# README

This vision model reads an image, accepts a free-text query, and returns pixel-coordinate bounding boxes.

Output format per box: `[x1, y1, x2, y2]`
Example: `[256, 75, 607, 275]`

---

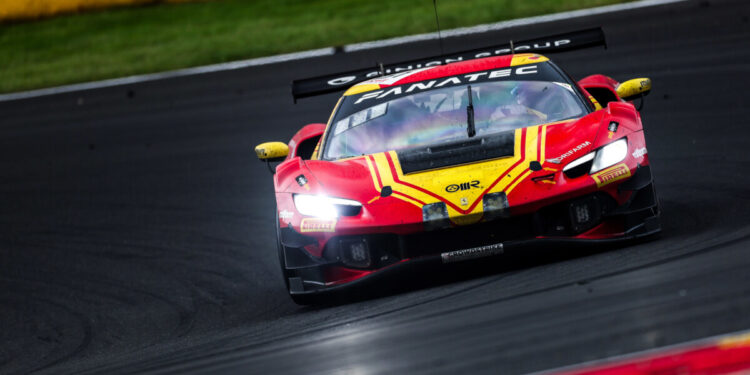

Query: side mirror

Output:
[255, 142, 289, 162]
[616, 78, 652, 101]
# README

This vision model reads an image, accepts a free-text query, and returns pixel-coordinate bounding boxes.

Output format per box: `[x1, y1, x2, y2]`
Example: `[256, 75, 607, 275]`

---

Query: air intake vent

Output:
[396, 131, 514, 174]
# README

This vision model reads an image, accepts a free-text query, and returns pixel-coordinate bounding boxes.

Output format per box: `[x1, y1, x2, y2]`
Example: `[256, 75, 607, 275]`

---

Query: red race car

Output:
[255, 28, 660, 304]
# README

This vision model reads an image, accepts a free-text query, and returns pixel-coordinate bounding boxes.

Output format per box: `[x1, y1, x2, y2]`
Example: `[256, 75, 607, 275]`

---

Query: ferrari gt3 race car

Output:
[255, 28, 660, 304]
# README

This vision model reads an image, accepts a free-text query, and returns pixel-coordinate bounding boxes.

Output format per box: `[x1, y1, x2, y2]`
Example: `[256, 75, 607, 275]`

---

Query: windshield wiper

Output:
[466, 85, 476, 138]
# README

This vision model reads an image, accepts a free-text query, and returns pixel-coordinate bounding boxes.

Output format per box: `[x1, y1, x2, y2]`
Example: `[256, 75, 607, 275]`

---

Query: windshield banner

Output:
[292, 27, 605, 101]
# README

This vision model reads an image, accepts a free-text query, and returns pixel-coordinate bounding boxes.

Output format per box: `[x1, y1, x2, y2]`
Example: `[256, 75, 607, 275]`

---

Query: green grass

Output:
[0, 0, 635, 93]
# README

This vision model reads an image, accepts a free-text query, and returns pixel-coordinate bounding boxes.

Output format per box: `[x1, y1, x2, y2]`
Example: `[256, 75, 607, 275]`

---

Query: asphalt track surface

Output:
[1, 0, 749, 373]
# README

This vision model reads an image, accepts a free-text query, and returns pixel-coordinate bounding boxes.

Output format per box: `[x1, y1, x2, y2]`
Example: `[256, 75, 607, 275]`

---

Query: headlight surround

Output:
[562, 152, 595, 178]
[293, 194, 362, 219]
[562, 138, 629, 178]
[590, 138, 628, 173]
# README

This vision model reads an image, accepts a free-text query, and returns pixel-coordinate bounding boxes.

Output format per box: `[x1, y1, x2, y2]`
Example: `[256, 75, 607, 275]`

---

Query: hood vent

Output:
[396, 131, 514, 174]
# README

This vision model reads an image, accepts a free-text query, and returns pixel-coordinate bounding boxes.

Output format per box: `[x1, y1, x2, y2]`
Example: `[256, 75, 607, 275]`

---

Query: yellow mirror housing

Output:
[255, 142, 289, 161]
[616, 78, 652, 101]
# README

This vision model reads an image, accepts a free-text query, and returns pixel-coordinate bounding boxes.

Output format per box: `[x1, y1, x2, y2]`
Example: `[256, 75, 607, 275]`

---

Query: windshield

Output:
[323, 76, 588, 160]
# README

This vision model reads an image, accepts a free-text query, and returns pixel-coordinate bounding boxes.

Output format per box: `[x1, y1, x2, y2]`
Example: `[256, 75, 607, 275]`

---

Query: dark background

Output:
[1, 0, 749, 373]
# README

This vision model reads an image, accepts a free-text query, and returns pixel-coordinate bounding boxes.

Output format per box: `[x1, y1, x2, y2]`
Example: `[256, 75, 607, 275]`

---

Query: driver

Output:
[489, 82, 548, 123]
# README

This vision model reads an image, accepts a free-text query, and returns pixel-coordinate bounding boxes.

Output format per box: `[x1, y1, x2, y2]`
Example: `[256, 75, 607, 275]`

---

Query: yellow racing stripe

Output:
[360, 123, 554, 223]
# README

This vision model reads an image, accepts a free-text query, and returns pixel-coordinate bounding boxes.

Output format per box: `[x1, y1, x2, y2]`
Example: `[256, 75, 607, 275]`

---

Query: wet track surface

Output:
[1, 0, 750, 373]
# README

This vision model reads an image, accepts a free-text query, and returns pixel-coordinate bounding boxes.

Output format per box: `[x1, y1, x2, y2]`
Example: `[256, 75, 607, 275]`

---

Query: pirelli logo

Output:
[300, 218, 337, 233]
[592, 163, 631, 188]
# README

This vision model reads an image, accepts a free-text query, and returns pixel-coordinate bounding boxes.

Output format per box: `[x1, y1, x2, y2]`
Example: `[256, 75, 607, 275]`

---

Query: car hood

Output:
[300, 111, 606, 216]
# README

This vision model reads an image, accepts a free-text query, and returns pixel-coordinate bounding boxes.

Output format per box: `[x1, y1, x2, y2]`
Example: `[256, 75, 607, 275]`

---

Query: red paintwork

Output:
[370, 55, 517, 88]
[578, 74, 620, 94]
[286, 123, 325, 159]
[578, 73, 621, 102]
[355, 54, 554, 91]
[271, 54, 653, 286]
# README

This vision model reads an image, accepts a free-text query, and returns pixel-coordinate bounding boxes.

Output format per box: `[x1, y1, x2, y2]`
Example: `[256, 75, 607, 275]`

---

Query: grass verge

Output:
[0, 0, 635, 94]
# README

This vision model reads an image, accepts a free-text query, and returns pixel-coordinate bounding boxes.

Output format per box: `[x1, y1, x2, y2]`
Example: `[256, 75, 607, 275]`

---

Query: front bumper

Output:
[280, 165, 660, 296]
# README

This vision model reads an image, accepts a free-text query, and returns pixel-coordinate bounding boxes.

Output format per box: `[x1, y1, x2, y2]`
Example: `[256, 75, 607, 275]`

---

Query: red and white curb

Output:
[532, 330, 750, 375]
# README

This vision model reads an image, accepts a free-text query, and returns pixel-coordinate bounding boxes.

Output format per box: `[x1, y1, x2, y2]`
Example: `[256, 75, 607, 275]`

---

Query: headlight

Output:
[590, 138, 628, 173]
[293, 194, 361, 219]
[562, 138, 628, 178]
[562, 152, 595, 178]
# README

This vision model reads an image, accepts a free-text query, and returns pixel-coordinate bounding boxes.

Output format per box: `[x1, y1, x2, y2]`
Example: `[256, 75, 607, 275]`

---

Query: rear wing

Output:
[292, 27, 606, 102]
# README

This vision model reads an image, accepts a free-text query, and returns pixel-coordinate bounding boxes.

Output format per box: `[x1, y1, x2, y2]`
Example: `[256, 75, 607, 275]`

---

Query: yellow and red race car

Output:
[256, 28, 660, 304]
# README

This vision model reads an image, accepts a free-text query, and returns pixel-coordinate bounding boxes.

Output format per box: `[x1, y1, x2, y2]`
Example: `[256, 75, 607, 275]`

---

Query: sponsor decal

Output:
[546, 141, 591, 164]
[354, 65, 539, 105]
[592, 163, 631, 188]
[300, 218, 336, 233]
[446, 180, 480, 193]
[293, 28, 606, 100]
[325, 39, 572, 89]
[441, 243, 504, 263]
[460, 197, 469, 206]
[327, 76, 356, 86]
[358, 67, 434, 86]
[279, 210, 294, 220]
[632, 147, 647, 159]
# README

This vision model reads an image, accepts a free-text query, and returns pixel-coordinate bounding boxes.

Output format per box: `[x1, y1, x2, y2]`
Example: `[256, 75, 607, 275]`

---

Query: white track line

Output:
[0, 47, 335, 102]
[345, 0, 687, 52]
[0, 0, 686, 103]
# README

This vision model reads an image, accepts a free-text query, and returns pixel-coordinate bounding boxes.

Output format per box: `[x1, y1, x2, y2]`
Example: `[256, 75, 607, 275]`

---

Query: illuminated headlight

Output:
[563, 138, 628, 178]
[422, 202, 450, 231]
[590, 138, 628, 173]
[293, 194, 361, 219]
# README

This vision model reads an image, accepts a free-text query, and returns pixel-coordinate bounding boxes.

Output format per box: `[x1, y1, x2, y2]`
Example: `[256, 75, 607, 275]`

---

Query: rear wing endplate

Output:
[292, 27, 606, 102]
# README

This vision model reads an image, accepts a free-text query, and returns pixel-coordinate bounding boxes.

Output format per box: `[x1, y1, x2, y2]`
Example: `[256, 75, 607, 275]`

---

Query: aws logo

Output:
[446, 180, 480, 193]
